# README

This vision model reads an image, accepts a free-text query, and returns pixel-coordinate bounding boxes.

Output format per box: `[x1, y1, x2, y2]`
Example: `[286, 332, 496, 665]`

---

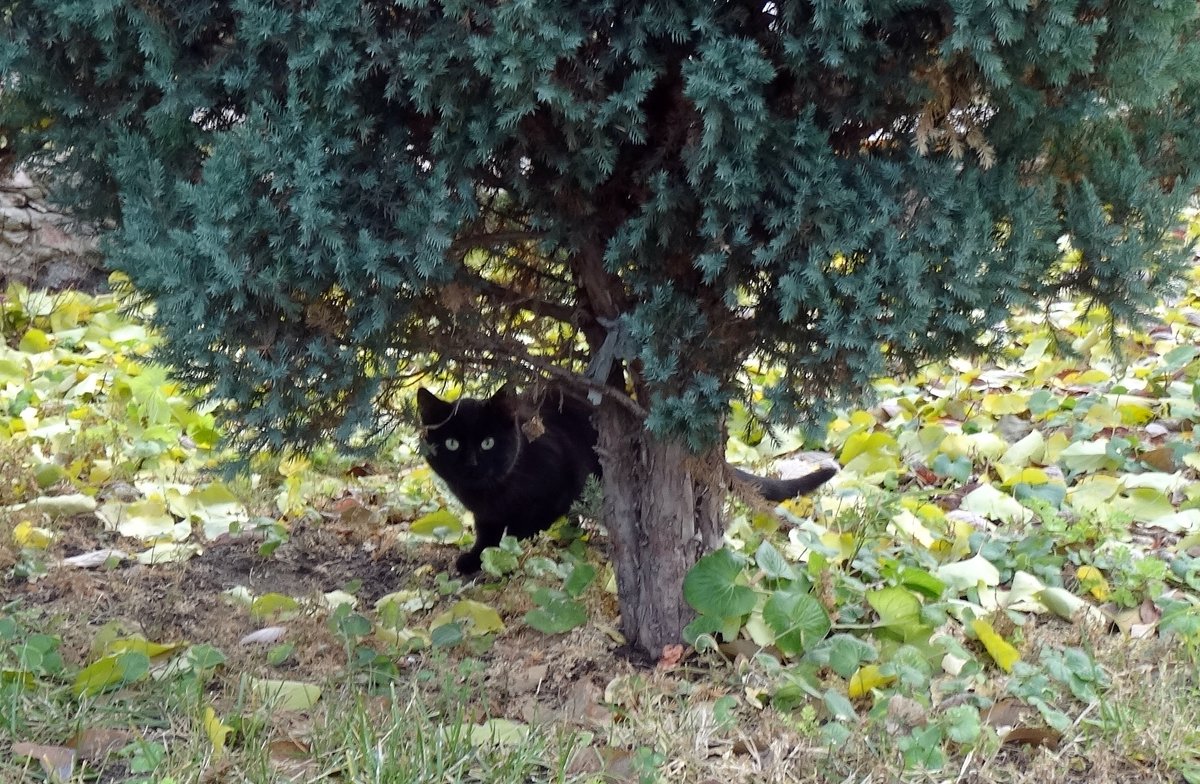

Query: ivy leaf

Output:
[524, 598, 587, 635]
[824, 634, 877, 679]
[481, 547, 518, 576]
[409, 509, 464, 542]
[755, 540, 797, 581]
[867, 586, 926, 642]
[430, 600, 504, 637]
[761, 588, 831, 656]
[564, 562, 597, 598]
[683, 549, 756, 619]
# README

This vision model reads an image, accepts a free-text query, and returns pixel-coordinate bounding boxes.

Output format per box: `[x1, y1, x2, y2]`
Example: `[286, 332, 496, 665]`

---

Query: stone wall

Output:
[1, 169, 106, 291]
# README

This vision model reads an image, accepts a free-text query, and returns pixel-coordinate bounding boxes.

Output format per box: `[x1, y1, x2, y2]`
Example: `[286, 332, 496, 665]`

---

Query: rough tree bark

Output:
[596, 399, 727, 656]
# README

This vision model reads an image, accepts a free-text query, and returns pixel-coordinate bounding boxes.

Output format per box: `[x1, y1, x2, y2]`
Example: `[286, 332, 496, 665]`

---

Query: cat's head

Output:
[416, 385, 522, 487]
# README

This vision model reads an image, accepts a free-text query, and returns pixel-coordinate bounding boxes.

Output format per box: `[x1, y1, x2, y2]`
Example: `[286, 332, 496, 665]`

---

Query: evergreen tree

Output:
[4, 1, 1200, 654]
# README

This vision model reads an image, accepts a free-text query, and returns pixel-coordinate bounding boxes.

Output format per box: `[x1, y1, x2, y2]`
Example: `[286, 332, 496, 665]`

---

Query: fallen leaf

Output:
[62, 548, 128, 568]
[1001, 727, 1062, 749]
[203, 706, 233, 759]
[11, 742, 75, 783]
[250, 679, 322, 711]
[971, 619, 1020, 673]
[565, 745, 637, 782]
[657, 644, 684, 670]
[240, 627, 288, 646]
[69, 727, 135, 760]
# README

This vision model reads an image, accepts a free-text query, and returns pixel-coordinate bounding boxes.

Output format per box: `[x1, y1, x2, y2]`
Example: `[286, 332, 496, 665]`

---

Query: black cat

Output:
[416, 385, 836, 574]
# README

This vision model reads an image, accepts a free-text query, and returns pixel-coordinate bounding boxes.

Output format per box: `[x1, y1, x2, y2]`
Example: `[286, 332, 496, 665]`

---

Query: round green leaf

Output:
[409, 509, 463, 542]
[755, 541, 797, 581]
[564, 562, 597, 598]
[481, 547, 518, 576]
[683, 549, 756, 619]
[524, 598, 587, 635]
[762, 589, 831, 656]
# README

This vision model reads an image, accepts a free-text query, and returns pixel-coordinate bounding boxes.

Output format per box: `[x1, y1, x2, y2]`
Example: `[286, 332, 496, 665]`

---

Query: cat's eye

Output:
[444, 438, 460, 451]
[480, 437, 496, 451]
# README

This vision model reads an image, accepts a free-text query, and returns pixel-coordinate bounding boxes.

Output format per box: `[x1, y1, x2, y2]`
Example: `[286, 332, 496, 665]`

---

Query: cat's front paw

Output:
[455, 549, 483, 575]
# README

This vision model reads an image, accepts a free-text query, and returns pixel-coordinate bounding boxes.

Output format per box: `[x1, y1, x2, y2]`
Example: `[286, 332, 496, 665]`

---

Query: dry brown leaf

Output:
[562, 678, 612, 727]
[69, 727, 135, 760]
[1001, 727, 1062, 749]
[565, 745, 637, 782]
[506, 663, 549, 695]
[521, 415, 545, 441]
[1141, 446, 1177, 472]
[984, 697, 1028, 729]
[657, 643, 684, 670]
[12, 742, 76, 783]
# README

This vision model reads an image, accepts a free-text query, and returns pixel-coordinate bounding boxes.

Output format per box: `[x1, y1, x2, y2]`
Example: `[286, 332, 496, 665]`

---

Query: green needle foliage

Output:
[4, 2, 1199, 446]
[5, 1, 1200, 652]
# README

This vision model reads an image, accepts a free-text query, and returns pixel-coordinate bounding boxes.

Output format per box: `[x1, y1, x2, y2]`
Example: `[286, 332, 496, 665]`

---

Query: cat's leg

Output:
[455, 515, 506, 574]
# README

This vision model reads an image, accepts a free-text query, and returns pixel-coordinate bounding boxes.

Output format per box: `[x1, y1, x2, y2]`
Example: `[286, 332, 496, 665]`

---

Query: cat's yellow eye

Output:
[481, 437, 495, 450]
[445, 438, 460, 451]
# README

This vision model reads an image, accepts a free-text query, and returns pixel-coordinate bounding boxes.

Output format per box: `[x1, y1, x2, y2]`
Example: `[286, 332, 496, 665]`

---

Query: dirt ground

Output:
[3, 508, 1192, 784]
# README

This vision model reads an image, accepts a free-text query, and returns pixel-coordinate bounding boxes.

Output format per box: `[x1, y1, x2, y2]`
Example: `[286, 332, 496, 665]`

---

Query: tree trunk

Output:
[596, 400, 726, 657]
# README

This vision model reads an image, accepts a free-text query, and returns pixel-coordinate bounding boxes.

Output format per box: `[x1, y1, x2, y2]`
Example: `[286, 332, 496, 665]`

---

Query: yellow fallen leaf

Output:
[102, 637, 186, 659]
[203, 706, 233, 759]
[1075, 565, 1110, 601]
[971, 619, 1020, 673]
[14, 520, 54, 549]
[429, 599, 505, 636]
[250, 679, 322, 711]
[848, 665, 896, 699]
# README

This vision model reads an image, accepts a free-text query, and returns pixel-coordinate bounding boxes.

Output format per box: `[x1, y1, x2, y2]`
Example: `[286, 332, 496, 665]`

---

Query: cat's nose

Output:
[466, 452, 477, 466]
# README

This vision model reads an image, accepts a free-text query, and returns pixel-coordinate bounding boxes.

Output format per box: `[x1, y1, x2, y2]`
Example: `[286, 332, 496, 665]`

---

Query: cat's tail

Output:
[732, 465, 837, 502]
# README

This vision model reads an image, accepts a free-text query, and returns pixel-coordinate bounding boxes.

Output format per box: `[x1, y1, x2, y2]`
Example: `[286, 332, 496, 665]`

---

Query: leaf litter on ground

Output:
[3, 257, 1200, 781]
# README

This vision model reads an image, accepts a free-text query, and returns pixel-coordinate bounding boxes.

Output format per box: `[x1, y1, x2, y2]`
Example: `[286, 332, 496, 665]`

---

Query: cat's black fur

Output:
[417, 385, 836, 574]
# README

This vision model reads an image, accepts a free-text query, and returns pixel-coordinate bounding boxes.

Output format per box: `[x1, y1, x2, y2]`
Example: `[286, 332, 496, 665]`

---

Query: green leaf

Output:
[822, 688, 857, 721]
[761, 589, 831, 656]
[755, 540, 797, 581]
[524, 598, 587, 635]
[267, 643, 296, 666]
[867, 586, 921, 630]
[187, 644, 227, 671]
[430, 621, 464, 648]
[73, 651, 150, 696]
[481, 547, 519, 576]
[249, 678, 322, 711]
[469, 719, 530, 748]
[898, 568, 945, 600]
[824, 634, 877, 679]
[409, 509, 463, 542]
[564, 562, 597, 598]
[251, 593, 300, 619]
[683, 549, 756, 619]
[682, 614, 724, 646]
[429, 600, 505, 636]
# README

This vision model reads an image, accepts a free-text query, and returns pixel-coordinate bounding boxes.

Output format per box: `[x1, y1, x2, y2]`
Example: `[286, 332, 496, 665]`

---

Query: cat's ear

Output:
[416, 387, 449, 426]
[488, 383, 515, 414]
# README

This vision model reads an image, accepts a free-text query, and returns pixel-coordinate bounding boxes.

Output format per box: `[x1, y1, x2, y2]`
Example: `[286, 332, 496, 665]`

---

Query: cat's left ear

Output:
[416, 387, 450, 426]
[488, 383, 514, 413]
